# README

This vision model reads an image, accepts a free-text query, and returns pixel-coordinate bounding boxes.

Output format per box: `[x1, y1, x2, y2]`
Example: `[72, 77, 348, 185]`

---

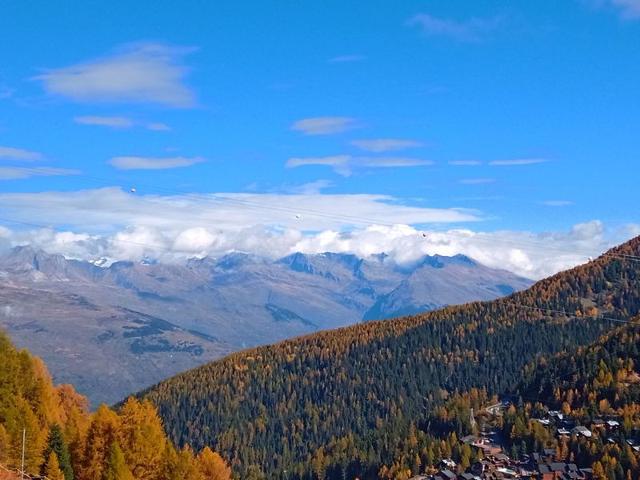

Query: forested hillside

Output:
[493, 320, 640, 480]
[0, 330, 231, 480]
[141, 237, 640, 478]
[517, 318, 640, 414]
[375, 317, 640, 479]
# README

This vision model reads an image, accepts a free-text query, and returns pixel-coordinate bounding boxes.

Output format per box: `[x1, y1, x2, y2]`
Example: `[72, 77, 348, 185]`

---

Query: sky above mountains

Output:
[0, 1, 639, 279]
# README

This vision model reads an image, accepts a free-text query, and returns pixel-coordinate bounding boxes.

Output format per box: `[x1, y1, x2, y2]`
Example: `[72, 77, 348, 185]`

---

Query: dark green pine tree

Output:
[43, 424, 74, 480]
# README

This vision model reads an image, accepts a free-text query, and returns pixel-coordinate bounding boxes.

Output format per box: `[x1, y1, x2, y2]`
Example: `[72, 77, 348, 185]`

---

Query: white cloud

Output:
[328, 54, 366, 63]
[75, 115, 171, 131]
[407, 13, 502, 42]
[0, 146, 43, 161]
[295, 220, 625, 279]
[35, 43, 196, 107]
[459, 178, 496, 185]
[351, 138, 423, 152]
[622, 223, 640, 237]
[0, 166, 79, 180]
[0, 187, 479, 265]
[357, 157, 433, 168]
[287, 155, 433, 176]
[449, 160, 482, 166]
[287, 155, 348, 168]
[1, 187, 635, 280]
[286, 155, 351, 175]
[291, 117, 357, 135]
[0, 187, 478, 234]
[172, 227, 217, 253]
[450, 159, 547, 167]
[75, 116, 134, 128]
[109, 156, 203, 170]
[489, 158, 548, 166]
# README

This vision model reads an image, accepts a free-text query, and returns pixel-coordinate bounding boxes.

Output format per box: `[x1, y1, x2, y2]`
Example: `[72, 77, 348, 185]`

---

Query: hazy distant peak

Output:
[277, 252, 365, 281]
[5, 244, 40, 260]
[214, 251, 266, 270]
[418, 253, 478, 269]
[4, 245, 64, 270]
[451, 253, 476, 265]
[0, 241, 534, 404]
[277, 252, 323, 274]
[109, 260, 136, 270]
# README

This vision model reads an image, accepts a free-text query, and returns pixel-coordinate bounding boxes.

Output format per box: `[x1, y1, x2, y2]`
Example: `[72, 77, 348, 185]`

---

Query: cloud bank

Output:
[0, 188, 635, 280]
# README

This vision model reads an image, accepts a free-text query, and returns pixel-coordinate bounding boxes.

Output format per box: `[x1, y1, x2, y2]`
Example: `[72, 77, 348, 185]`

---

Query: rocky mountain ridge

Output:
[0, 245, 531, 404]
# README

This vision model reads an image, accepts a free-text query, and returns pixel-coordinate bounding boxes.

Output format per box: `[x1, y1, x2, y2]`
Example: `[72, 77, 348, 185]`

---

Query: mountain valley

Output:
[0, 246, 530, 405]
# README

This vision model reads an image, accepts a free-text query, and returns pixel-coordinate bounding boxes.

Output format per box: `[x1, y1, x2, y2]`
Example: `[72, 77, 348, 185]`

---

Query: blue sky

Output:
[0, 1, 639, 278]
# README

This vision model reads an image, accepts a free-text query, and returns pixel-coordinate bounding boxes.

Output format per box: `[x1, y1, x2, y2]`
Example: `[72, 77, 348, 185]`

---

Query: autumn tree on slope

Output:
[44, 452, 65, 480]
[102, 442, 134, 480]
[198, 446, 232, 480]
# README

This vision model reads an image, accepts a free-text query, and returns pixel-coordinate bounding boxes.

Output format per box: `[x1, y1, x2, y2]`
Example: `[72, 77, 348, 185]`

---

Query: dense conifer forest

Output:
[495, 320, 640, 480]
[517, 319, 640, 411]
[378, 319, 640, 479]
[140, 237, 640, 478]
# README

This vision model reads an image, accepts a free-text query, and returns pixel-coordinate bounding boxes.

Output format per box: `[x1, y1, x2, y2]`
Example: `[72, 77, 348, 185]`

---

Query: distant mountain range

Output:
[0, 245, 530, 405]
